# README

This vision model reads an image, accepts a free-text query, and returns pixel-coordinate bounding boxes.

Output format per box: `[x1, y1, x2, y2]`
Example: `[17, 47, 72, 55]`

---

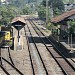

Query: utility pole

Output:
[46, 0, 48, 25]
[50, 3, 53, 18]
[67, 21, 70, 49]
[71, 34, 72, 49]
[0, 48, 1, 64]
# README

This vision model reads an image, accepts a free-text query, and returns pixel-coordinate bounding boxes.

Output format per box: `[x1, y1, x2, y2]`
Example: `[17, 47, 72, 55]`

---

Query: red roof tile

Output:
[11, 17, 26, 24]
[51, 9, 75, 23]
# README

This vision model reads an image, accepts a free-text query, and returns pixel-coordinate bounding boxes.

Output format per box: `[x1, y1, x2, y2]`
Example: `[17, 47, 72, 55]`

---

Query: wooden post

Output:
[71, 34, 72, 49]
[18, 30, 19, 43]
[46, 0, 48, 25]
[0, 48, 1, 65]
[68, 34, 69, 49]
[67, 21, 70, 49]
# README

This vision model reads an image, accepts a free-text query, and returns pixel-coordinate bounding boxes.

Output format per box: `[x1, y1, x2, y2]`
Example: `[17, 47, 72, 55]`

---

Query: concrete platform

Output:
[60, 42, 75, 53]
[14, 35, 24, 51]
[51, 34, 75, 52]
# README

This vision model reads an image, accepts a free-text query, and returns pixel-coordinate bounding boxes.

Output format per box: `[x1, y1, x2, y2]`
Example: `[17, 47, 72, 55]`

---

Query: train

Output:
[0, 26, 13, 47]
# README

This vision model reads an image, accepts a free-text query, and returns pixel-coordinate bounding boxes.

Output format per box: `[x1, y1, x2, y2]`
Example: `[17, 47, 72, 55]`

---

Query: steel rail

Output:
[8, 47, 15, 65]
[2, 57, 24, 75]
[24, 26, 35, 75]
[27, 24, 49, 75]
[29, 20, 75, 75]
[71, 59, 75, 63]
[0, 64, 10, 75]
[31, 20, 75, 70]
[29, 20, 68, 75]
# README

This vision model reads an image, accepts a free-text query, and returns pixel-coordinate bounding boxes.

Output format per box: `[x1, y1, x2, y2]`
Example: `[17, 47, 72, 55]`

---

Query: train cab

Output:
[0, 26, 13, 47]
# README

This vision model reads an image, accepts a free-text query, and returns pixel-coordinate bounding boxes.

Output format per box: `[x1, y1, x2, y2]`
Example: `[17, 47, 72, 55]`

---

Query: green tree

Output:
[67, 20, 75, 34]
[0, 5, 20, 25]
[41, 0, 46, 6]
[38, 6, 46, 19]
[23, 6, 30, 15]
[49, 0, 64, 15]
[41, 0, 64, 16]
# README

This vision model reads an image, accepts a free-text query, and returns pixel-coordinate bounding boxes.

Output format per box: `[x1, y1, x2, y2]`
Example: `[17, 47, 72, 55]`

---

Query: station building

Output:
[50, 8, 75, 42]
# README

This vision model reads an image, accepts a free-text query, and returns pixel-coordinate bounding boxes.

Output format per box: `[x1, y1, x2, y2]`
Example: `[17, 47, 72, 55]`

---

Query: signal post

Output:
[11, 17, 26, 50]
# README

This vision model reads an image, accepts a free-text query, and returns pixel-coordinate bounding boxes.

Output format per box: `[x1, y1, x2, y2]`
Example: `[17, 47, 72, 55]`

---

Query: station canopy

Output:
[50, 9, 75, 24]
[11, 17, 26, 30]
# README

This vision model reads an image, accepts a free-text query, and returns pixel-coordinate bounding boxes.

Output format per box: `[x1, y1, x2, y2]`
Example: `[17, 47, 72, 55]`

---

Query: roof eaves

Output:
[50, 9, 75, 23]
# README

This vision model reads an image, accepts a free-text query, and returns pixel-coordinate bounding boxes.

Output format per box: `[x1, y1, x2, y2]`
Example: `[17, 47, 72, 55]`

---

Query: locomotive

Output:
[0, 26, 13, 47]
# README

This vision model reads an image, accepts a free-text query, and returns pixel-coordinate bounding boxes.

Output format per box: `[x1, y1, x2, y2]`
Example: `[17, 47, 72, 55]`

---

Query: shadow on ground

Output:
[28, 36, 75, 58]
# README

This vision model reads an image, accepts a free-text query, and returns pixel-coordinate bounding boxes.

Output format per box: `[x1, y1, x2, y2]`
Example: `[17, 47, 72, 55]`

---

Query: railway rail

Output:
[28, 19, 75, 75]
[26, 20, 63, 75]
[0, 64, 10, 75]
[8, 47, 15, 65]
[24, 24, 48, 75]
[24, 26, 35, 75]
[0, 48, 24, 75]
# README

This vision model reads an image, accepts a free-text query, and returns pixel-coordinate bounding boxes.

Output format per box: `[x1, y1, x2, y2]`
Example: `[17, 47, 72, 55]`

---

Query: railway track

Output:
[48, 31, 75, 66]
[0, 63, 10, 75]
[71, 59, 75, 63]
[0, 48, 24, 75]
[24, 26, 35, 75]
[28, 19, 75, 75]
[26, 20, 63, 75]
[8, 47, 15, 65]
[46, 30, 75, 64]
[0, 25, 33, 75]
[24, 24, 48, 75]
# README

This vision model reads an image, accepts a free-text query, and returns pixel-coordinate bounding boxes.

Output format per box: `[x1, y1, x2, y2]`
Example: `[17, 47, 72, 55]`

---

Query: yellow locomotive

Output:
[0, 26, 13, 47]
[4, 31, 11, 41]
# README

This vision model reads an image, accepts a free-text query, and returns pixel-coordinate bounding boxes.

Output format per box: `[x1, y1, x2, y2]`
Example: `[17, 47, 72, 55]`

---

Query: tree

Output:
[38, 6, 46, 19]
[67, 20, 75, 34]
[0, 5, 20, 25]
[41, 0, 46, 6]
[23, 6, 30, 15]
[41, 0, 64, 16]
[49, 0, 64, 15]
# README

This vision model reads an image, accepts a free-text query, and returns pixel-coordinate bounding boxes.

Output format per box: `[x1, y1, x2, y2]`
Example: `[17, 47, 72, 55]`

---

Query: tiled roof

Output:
[50, 9, 75, 23]
[11, 17, 26, 24]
